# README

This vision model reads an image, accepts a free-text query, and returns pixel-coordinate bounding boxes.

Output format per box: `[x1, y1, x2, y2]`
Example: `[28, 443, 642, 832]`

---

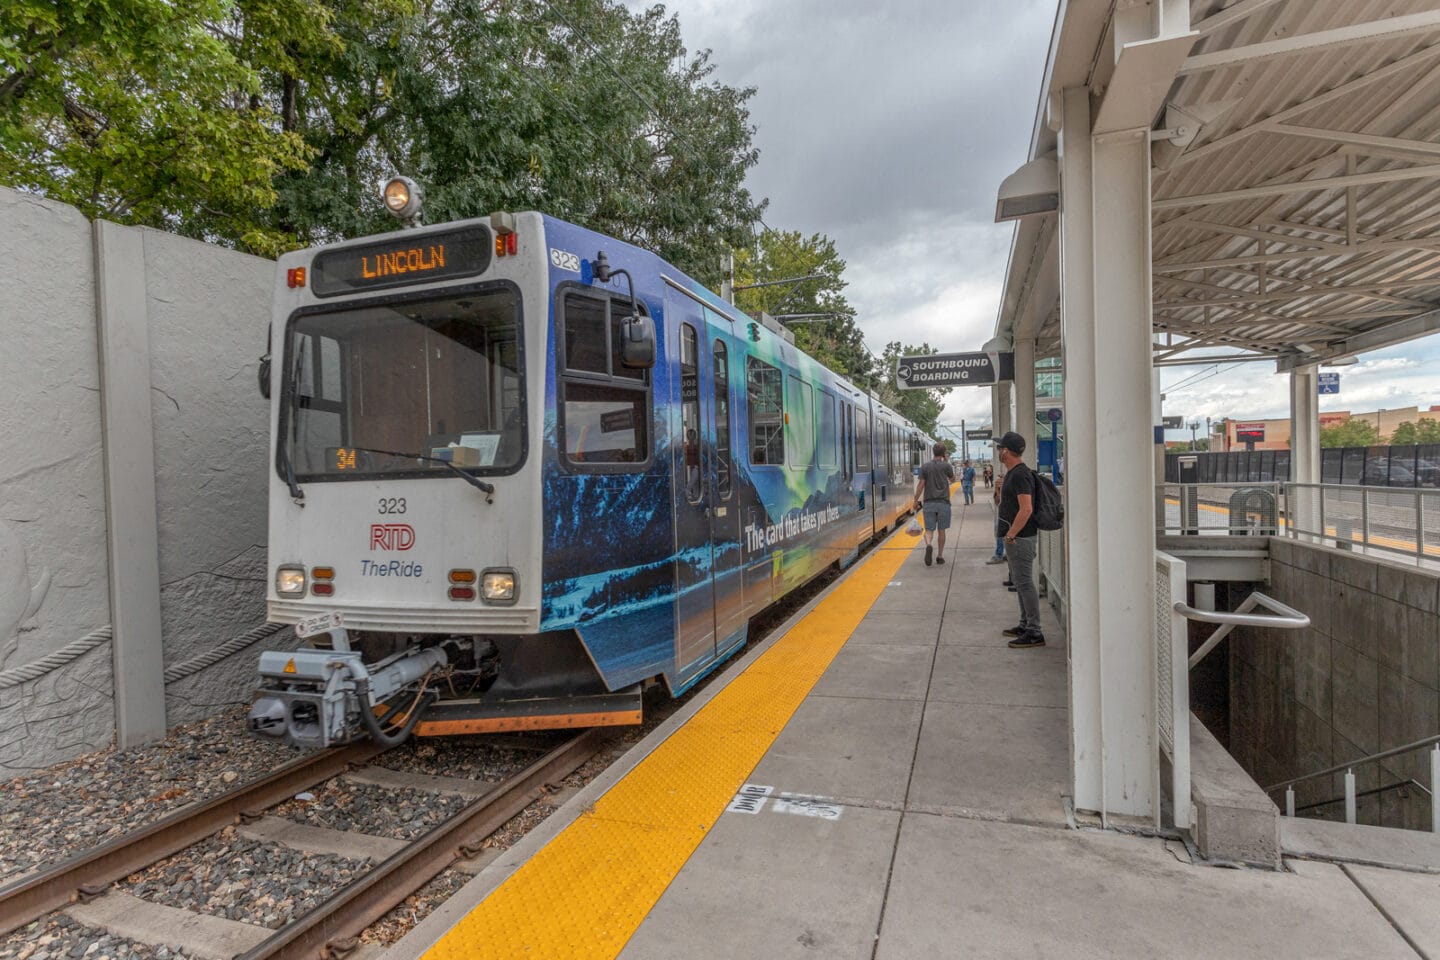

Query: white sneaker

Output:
[984, 555, 1006, 565]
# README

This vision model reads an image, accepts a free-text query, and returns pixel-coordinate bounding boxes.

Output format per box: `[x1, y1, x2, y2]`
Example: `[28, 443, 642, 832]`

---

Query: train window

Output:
[563, 297, 608, 374]
[714, 340, 732, 499]
[562, 383, 647, 464]
[279, 286, 526, 482]
[856, 406, 871, 471]
[747, 356, 784, 465]
[559, 291, 651, 471]
[680, 325, 702, 503]
[785, 375, 813, 469]
[817, 389, 837, 470]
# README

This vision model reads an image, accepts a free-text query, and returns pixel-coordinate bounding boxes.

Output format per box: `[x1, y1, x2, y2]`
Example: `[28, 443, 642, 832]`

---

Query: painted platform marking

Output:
[726, 783, 773, 814]
[418, 527, 919, 960]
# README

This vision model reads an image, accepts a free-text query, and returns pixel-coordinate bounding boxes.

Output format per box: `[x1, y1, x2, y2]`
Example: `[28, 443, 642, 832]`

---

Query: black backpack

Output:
[1031, 468, 1065, 531]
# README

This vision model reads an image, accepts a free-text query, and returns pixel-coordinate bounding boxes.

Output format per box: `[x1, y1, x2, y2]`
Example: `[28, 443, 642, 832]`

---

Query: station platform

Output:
[387, 495, 1439, 960]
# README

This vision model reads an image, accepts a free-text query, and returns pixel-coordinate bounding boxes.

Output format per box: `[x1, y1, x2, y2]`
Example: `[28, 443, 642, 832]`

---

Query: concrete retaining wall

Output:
[0, 187, 278, 776]
[1230, 537, 1440, 830]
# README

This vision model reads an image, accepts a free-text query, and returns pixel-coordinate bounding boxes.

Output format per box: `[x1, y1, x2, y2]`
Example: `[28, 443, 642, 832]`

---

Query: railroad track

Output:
[1, 730, 606, 958]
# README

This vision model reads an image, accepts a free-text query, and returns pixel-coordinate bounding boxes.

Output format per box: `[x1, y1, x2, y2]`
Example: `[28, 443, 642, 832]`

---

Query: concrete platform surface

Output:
[1284, 815, 1440, 872]
[386, 497, 1438, 960]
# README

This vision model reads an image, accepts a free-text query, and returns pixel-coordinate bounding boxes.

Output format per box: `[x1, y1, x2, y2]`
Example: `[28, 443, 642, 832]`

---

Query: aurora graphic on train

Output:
[249, 177, 934, 749]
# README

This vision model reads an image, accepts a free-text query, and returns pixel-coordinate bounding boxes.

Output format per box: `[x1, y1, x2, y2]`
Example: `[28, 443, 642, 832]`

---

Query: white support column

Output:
[94, 220, 168, 747]
[1014, 338, 1037, 468]
[1059, 86, 1158, 822]
[1289, 363, 1321, 536]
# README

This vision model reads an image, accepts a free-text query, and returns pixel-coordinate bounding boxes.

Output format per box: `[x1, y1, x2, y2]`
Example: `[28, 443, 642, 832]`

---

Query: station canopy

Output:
[997, 0, 1440, 371]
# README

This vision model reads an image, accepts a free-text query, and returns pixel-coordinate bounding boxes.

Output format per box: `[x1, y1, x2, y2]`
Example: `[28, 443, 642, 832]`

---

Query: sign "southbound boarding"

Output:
[896, 351, 1014, 389]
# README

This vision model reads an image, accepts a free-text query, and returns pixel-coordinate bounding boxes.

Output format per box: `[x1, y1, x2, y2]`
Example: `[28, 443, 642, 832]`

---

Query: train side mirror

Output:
[619, 314, 655, 369]
[257, 353, 272, 399]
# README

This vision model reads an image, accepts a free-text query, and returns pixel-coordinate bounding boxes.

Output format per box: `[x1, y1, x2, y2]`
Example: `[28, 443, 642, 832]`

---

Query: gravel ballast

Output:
[0, 707, 307, 884]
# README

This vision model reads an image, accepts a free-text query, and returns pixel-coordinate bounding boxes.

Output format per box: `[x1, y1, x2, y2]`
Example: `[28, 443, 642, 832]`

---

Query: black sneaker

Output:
[1008, 634, 1046, 649]
[1002, 580, 1013, 586]
[924, 544, 933, 566]
[1002, 625, 1027, 638]
[935, 556, 945, 564]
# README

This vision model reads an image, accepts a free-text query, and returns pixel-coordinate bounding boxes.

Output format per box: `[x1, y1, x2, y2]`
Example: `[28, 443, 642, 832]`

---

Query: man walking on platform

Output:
[960, 460, 976, 505]
[995, 432, 1044, 647]
[913, 443, 955, 567]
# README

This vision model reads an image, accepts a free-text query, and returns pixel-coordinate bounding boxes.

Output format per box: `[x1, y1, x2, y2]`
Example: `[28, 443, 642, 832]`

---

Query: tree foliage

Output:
[0, 0, 337, 253]
[1389, 419, 1440, 445]
[2, 0, 767, 274]
[875, 341, 949, 438]
[1320, 418, 1380, 448]
[733, 229, 872, 385]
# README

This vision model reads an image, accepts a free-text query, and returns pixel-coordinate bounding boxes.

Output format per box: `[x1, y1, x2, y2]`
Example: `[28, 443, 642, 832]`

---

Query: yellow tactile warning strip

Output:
[420, 529, 920, 960]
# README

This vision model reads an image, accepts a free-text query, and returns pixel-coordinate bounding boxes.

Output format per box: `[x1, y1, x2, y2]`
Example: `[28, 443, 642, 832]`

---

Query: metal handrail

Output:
[1293, 778, 1431, 816]
[1173, 593, 1310, 670]
[1263, 733, 1440, 794]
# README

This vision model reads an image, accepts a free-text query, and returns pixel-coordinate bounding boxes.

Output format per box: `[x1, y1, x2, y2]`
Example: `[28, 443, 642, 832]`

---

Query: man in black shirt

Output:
[996, 431, 1044, 648]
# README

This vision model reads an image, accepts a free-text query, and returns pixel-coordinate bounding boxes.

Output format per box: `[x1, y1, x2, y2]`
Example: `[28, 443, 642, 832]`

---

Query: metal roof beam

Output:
[1179, 11, 1440, 76]
[1154, 352, 1277, 366]
[1154, 163, 1440, 211]
[1157, 218, 1350, 253]
[1156, 282, 1438, 310]
[1276, 308, 1440, 371]
[1155, 237, 1440, 272]
[1170, 43, 1440, 168]
[1273, 124, 1440, 159]
[1193, 0, 1286, 37]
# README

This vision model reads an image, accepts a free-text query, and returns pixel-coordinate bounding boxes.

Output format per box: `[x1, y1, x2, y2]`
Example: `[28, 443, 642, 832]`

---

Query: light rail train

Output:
[248, 180, 934, 749]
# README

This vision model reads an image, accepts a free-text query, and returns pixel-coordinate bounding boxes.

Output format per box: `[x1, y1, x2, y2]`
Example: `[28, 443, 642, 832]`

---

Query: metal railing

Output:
[1285, 482, 1440, 563]
[1157, 482, 1440, 567]
[1174, 593, 1310, 670]
[1264, 734, 1440, 832]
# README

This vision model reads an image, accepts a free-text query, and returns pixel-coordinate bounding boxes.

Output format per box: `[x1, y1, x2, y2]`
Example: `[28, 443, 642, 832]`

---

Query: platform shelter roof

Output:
[996, 0, 1440, 370]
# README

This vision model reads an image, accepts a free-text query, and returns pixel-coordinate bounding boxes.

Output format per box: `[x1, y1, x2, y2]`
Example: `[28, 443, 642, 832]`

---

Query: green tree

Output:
[1389, 419, 1440, 444]
[874, 341, 949, 437]
[258, 0, 765, 281]
[0, 0, 341, 253]
[1320, 418, 1380, 448]
[733, 229, 871, 384]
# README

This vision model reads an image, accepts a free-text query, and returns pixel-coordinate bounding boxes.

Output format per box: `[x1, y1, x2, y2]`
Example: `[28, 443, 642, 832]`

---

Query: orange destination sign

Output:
[310, 226, 492, 296]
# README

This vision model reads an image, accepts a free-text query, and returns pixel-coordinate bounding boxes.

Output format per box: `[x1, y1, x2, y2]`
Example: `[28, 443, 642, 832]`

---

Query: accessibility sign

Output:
[1318, 372, 1340, 395]
[896, 351, 1015, 389]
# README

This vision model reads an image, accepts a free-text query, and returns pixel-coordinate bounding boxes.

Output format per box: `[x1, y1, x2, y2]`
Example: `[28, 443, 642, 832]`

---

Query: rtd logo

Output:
[370, 524, 416, 551]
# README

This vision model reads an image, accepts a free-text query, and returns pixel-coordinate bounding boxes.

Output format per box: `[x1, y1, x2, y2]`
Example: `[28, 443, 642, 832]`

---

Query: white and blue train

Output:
[249, 180, 934, 749]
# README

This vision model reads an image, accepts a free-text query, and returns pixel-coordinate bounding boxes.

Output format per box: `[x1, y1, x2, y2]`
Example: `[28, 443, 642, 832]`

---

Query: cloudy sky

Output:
[634, 0, 1440, 445]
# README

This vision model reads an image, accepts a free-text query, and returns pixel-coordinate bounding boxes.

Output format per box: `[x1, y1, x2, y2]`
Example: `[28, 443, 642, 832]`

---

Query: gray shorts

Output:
[923, 500, 952, 531]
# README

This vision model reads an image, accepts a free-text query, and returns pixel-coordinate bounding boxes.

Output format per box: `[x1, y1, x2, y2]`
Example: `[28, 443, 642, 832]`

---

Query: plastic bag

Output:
[905, 517, 923, 536]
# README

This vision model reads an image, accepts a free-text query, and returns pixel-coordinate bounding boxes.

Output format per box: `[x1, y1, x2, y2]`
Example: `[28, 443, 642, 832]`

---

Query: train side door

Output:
[705, 324, 745, 652]
[671, 310, 717, 676]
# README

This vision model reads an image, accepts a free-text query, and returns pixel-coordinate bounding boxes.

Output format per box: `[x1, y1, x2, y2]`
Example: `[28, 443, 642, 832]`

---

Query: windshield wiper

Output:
[281, 346, 306, 504]
[349, 446, 496, 503]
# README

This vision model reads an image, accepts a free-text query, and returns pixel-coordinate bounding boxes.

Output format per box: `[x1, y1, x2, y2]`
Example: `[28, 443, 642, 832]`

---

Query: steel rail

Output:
[238, 728, 608, 960]
[0, 740, 389, 937]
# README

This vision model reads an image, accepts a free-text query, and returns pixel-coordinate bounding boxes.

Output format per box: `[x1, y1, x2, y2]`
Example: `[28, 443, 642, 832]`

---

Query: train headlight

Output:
[275, 565, 307, 597]
[382, 176, 423, 224]
[481, 569, 516, 604]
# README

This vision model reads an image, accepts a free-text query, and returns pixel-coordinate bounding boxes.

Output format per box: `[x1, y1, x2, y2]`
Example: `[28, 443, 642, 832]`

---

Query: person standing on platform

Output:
[986, 467, 1006, 565]
[960, 460, 976, 505]
[913, 442, 955, 567]
[995, 432, 1044, 648]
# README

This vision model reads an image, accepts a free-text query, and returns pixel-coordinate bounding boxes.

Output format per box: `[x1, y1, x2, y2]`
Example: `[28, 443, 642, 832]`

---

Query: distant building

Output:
[1214, 406, 1440, 450]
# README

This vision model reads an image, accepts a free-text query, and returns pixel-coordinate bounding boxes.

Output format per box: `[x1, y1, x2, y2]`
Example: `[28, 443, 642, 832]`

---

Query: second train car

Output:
[249, 184, 935, 749]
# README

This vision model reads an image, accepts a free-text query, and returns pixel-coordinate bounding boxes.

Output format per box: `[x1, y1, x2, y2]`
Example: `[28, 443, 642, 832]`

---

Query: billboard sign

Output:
[1235, 422, 1266, 443]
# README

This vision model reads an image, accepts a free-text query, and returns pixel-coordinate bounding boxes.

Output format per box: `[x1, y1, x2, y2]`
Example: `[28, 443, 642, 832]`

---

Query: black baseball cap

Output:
[995, 431, 1026, 454]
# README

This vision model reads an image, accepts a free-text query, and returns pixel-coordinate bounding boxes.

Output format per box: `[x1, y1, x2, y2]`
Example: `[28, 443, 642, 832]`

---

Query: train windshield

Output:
[281, 287, 524, 480]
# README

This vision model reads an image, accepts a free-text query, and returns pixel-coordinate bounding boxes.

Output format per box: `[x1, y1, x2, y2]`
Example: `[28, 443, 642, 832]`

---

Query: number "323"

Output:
[377, 497, 406, 515]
